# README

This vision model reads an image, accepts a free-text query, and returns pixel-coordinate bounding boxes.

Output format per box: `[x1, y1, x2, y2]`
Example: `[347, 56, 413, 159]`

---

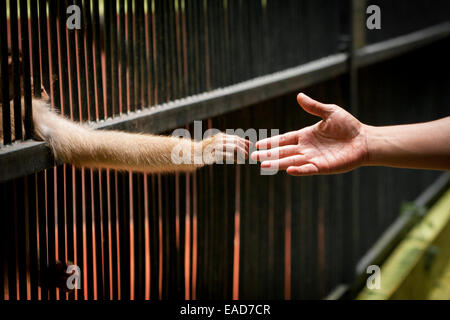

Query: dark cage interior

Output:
[0, 0, 449, 300]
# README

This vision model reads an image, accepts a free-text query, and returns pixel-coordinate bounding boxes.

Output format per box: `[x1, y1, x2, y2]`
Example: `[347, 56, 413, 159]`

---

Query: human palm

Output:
[251, 93, 368, 176]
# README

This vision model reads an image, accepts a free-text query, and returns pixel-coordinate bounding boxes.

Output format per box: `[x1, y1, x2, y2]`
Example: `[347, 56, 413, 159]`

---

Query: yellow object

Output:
[358, 189, 450, 300]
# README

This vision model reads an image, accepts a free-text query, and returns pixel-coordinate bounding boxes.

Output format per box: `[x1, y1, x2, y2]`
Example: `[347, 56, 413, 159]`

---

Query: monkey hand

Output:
[201, 133, 250, 165]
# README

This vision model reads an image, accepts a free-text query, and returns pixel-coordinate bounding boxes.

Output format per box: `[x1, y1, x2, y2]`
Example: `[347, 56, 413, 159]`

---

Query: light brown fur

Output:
[1, 98, 248, 173]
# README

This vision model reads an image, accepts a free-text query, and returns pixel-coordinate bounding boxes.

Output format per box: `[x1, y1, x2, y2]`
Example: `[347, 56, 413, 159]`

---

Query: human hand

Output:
[251, 93, 368, 176]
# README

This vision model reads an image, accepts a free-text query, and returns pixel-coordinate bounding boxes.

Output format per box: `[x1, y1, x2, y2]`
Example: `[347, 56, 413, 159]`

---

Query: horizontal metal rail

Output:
[1, 21, 450, 182]
[355, 22, 450, 68]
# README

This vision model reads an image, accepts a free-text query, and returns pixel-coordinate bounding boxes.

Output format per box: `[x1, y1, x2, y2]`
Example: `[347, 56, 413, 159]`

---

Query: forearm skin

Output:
[363, 117, 450, 171]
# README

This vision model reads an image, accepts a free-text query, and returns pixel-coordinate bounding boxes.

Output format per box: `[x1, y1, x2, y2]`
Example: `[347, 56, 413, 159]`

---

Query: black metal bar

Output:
[134, 0, 143, 109]
[75, 0, 89, 121]
[45, 168, 57, 300]
[30, 0, 41, 98]
[174, 0, 183, 99]
[48, 0, 60, 111]
[83, 0, 96, 122]
[110, 0, 120, 116]
[15, 177, 27, 299]
[91, 169, 104, 299]
[39, 0, 50, 93]
[36, 171, 48, 300]
[127, 0, 135, 111]
[83, 168, 94, 299]
[1, 0, 12, 145]
[55, 165, 66, 300]
[74, 168, 84, 300]
[56, 0, 71, 117]
[26, 174, 39, 299]
[103, 0, 112, 119]
[92, 0, 105, 120]
[10, 0, 22, 141]
[66, 0, 80, 121]
[119, 0, 127, 114]
[64, 165, 74, 299]
[19, 0, 33, 139]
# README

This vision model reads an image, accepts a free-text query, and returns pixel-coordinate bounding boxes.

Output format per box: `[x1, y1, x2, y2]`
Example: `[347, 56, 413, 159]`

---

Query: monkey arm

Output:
[32, 99, 249, 173]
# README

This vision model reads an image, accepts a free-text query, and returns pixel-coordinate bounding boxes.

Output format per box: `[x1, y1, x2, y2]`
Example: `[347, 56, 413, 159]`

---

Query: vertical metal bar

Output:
[185, 0, 193, 96]
[134, 0, 143, 109]
[155, 0, 166, 101]
[161, 0, 170, 101]
[66, 0, 79, 121]
[92, 0, 104, 120]
[83, 0, 95, 121]
[174, 0, 183, 99]
[345, 0, 366, 286]
[1, 0, 12, 145]
[10, 0, 23, 141]
[14, 178, 26, 300]
[19, 0, 33, 139]
[127, 0, 135, 111]
[119, 0, 127, 114]
[91, 169, 104, 299]
[36, 171, 48, 299]
[57, 0, 71, 117]
[146, 0, 155, 106]
[129, 173, 135, 300]
[191, 0, 200, 93]
[168, 0, 177, 99]
[180, 0, 188, 98]
[45, 168, 56, 300]
[110, 0, 120, 116]
[135, 173, 144, 299]
[73, 169, 82, 299]
[202, 0, 210, 91]
[73, 0, 87, 121]
[73, 1, 88, 120]
[39, 0, 50, 93]
[83, 168, 94, 299]
[48, 0, 60, 111]
[150, 174, 159, 299]
[30, 0, 41, 98]
[117, 171, 130, 299]
[3, 181, 16, 300]
[103, 0, 112, 119]
[26, 174, 39, 300]
[106, 169, 118, 299]
[38, 0, 51, 95]
[55, 166, 66, 300]
[105, 170, 115, 299]
[63, 165, 75, 300]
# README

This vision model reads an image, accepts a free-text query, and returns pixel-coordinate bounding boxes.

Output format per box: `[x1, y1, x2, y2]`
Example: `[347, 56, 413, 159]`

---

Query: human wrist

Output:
[362, 124, 388, 167]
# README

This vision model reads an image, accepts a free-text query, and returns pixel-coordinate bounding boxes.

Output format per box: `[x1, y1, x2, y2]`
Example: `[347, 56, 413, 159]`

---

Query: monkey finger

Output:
[221, 143, 248, 159]
[227, 138, 249, 153]
[222, 135, 251, 150]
